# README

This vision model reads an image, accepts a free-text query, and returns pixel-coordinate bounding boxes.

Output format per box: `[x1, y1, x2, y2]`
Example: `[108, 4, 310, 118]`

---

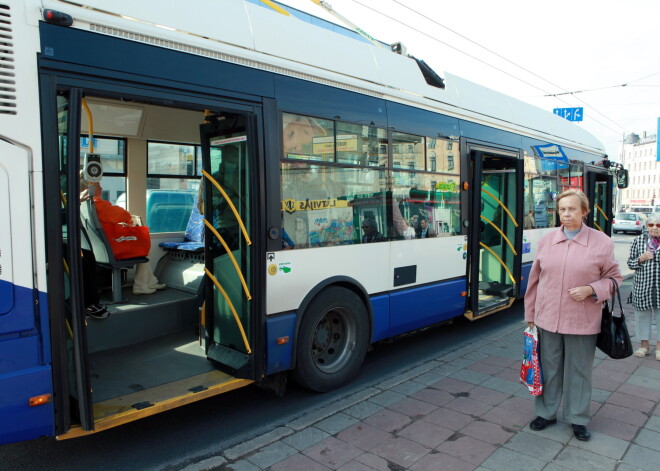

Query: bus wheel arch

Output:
[291, 282, 371, 392]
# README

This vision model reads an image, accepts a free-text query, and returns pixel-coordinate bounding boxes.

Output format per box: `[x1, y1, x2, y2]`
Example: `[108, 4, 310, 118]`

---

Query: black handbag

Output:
[596, 278, 633, 359]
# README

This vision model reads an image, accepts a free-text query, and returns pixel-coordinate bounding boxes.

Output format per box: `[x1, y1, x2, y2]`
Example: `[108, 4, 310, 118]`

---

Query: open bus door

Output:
[465, 145, 523, 320]
[199, 111, 261, 380]
[585, 166, 613, 235]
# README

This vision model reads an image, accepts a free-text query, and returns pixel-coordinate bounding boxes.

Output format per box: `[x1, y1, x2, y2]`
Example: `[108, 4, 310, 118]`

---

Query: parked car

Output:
[612, 212, 646, 234]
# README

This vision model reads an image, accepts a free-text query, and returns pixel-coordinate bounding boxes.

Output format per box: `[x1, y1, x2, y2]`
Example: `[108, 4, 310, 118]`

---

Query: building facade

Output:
[619, 132, 659, 213]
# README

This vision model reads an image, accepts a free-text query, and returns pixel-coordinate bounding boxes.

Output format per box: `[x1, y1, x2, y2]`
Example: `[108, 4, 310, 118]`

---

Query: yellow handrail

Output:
[594, 221, 604, 232]
[481, 188, 518, 227]
[201, 169, 252, 246]
[81, 98, 94, 153]
[203, 219, 251, 300]
[594, 204, 609, 221]
[204, 267, 252, 354]
[480, 215, 517, 255]
[479, 242, 516, 285]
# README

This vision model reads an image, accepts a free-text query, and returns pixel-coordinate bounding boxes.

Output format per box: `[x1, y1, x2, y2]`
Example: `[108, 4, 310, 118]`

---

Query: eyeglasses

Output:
[648, 224, 659, 228]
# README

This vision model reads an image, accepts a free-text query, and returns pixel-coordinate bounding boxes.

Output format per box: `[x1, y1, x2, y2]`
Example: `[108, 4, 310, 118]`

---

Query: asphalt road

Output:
[1, 232, 638, 471]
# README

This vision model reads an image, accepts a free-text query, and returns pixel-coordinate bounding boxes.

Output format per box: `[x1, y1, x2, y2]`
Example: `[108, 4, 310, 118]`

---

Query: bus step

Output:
[56, 370, 252, 440]
[478, 281, 514, 297]
[464, 296, 514, 321]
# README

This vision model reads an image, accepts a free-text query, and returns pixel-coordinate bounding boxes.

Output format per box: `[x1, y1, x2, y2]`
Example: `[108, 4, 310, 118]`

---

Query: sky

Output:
[269, 0, 660, 162]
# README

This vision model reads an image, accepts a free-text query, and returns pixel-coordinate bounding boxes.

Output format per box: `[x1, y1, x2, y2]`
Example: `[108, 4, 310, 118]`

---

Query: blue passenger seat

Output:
[159, 193, 205, 252]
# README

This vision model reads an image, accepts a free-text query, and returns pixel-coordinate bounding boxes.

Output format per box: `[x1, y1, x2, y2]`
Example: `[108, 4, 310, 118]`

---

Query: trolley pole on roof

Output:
[309, 0, 388, 49]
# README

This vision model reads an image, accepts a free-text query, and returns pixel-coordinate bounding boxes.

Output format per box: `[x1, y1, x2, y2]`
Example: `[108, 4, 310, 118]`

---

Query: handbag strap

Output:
[608, 277, 624, 317]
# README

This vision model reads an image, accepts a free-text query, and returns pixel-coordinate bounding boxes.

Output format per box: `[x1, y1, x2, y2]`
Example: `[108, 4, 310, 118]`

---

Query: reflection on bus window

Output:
[392, 132, 424, 170]
[281, 162, 386, 248]
[336, 121, 387, 166]
[282, 113, 334, 160]
[524, 155, 559, 229]
[279, 113, 462, 248]
[391, 173, 461, 238]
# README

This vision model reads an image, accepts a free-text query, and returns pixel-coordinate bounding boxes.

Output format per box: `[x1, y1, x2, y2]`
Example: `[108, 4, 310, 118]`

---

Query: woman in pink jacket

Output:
[525, 189, 621, 442]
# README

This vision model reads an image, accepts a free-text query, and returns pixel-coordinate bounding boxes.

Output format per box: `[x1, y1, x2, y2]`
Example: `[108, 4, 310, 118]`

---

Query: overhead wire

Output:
[544, 70, 660, 96]
[347, 0, 629, 136]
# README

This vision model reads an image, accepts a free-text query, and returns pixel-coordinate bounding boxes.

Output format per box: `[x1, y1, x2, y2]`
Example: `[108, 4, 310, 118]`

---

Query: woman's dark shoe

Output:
[85, 304, 108, 319]
[530, 416, 557, 431]
[572, 424, 591, 441]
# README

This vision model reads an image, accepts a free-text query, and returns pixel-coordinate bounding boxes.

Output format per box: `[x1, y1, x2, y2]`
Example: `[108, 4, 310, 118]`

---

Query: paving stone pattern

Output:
[188, 279, 660, 471]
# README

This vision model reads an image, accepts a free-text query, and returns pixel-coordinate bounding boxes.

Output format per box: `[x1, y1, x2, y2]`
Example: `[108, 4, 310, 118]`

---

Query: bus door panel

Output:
[467, 147, 523, 320]
[586, 167, 613, 235]
[200, 111, 258, 379]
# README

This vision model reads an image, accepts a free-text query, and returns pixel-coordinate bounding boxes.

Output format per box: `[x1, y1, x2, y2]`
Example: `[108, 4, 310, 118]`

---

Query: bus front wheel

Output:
[292, 287, 370, 392]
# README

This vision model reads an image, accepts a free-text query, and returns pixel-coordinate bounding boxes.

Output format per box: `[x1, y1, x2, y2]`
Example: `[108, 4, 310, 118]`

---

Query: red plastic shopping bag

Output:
[101, 222, 151, 260]
[520, 326, 543, 396]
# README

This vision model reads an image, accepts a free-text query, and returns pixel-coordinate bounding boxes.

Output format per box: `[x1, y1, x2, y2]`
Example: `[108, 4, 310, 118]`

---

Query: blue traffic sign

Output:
[553, 107, 583, 122]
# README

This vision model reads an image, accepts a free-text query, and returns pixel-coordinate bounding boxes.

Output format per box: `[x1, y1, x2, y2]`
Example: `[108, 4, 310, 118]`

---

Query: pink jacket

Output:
[524, 225, 622, 335]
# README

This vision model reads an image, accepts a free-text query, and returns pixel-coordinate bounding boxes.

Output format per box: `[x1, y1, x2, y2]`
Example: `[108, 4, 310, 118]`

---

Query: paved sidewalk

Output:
[190, 278, 660, 471]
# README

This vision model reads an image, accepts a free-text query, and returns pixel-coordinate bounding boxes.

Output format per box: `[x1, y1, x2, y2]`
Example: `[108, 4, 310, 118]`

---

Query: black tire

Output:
[292, 286, 370, 392]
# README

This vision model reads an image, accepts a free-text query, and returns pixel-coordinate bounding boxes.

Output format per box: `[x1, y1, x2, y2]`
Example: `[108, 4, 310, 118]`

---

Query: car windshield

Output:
[616, 213, 636, 221]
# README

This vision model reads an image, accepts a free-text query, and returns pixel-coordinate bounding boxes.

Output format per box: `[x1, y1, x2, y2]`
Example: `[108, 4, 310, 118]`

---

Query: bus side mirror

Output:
[616, 169, 629, 189]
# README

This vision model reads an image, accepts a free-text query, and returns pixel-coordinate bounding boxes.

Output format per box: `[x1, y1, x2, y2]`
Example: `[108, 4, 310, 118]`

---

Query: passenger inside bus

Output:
[83, 177, 166, 295]
[416, 215, 433, 238]
[361, 218, 386, 243]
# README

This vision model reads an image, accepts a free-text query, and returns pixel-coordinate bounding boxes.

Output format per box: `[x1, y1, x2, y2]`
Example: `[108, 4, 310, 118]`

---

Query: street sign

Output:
[553, 107, 583, 122]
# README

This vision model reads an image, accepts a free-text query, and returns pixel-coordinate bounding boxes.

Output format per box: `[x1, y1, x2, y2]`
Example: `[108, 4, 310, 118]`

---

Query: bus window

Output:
[336, 121, 387, 167]
[426, 138, 459, 174]
[392, 132, 424, 170]
[281, 162, 386, 248]
[146, 142, 201, 232]
[80, 136, 126, 205]
[559, 162, 584, 193]
[392, 173, 461, 238]
[282, 113, 335, 161]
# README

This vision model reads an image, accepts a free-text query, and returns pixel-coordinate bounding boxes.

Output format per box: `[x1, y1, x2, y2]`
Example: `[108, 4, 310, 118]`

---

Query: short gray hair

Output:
[646, 213, 660, 224]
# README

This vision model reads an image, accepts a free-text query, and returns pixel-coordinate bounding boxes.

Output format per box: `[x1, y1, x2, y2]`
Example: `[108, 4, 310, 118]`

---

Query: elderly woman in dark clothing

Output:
[627, 213, 660, 360]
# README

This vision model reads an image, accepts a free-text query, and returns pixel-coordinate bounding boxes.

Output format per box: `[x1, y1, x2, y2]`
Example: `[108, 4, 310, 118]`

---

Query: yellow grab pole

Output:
[479, 242, 516, 285]
[202, 170, 251, 246]
[480, 215, 517, 255]
[81, 98, 94, 153]
[204, 267, 252, 354]
[594, 204, 609, 221]
[203, 219, 251, 300]
[481, 188, 518, 227]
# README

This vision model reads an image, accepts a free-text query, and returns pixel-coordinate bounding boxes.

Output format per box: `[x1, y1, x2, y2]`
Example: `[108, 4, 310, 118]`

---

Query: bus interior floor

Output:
[99, 285, 197, 312]
[88, 329, 212, 403]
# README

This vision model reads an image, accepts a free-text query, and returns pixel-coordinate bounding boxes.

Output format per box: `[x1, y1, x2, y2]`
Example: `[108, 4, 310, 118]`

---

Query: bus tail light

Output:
[276, 336, 289, 345]
[29, 394, 52, 407]
[460, 291, 467, 297]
